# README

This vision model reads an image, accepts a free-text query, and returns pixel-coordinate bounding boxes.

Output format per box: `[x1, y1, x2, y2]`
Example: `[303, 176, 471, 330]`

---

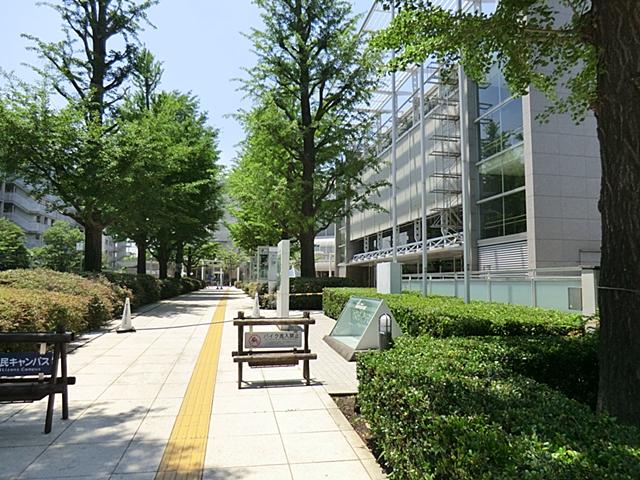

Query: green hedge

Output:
[357, 336, 640, 480]
[99, 272, 161, 309]
[159, 277, 204, 299]
[243, 277, 358, 310]
[0, 287, 88, 350]
[0, 269, 127, 330]
[323, 288, 584, 337]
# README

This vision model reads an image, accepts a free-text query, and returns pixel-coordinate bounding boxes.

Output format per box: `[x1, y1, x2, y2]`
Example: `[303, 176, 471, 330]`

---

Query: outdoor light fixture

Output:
[378, 313, 392, 351]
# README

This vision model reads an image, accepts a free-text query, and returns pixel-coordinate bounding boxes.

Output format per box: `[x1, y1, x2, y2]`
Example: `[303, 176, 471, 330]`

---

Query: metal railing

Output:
[351, 232, 463, 263]
[402, 267, 587, 312]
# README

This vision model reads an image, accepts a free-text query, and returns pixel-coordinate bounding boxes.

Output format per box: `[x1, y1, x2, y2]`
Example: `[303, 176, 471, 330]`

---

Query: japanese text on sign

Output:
[244, 331, 302, 349]
[0, 353, 54, 376]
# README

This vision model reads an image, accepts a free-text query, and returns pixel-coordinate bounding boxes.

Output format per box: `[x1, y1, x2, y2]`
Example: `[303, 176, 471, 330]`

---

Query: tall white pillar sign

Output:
[276, 240, 290, 317]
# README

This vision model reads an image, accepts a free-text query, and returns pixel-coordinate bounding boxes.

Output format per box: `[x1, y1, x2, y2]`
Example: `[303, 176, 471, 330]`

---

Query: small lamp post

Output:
[378, 313, 392, 351]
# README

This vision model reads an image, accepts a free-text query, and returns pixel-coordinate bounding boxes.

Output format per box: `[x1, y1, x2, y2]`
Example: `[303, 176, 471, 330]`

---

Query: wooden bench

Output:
[0, 329, 76, 434]
[232, 311, 317, 388]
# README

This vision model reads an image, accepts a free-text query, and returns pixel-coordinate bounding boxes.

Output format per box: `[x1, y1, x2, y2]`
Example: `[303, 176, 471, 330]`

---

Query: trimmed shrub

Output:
[159, 278, 182, 299]
[0, 269, 126, 329]
[159, 277, 204, 300]
[323, 288, 584, 337]
[0, 287, 87, 350]
[244, 277, 359, 310]
[357, 336, 640, 480]
[100, 272, 161, 309]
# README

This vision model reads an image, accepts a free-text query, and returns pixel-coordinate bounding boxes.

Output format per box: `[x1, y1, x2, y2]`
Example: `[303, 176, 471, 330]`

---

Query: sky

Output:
[0, 0, 374, 168]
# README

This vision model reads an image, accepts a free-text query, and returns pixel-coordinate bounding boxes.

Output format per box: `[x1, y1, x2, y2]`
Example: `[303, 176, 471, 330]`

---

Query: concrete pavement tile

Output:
[361, 458, 387, 480]
[101, 383, 163, 400]
[204, 434, 286, 468]
[113, 372, 170, 385]
[132, 415, 176, 442]
[275, 409, 339, 434]
[209, 412, 279, 437]
[113, 440, 167, 474]
[111, 473, 156, 480]
[19, 441, 128, 478]
[203, 465, 292, 480]
[147, 397, 183, 417]
[290, 460, 372, 480]
[341, 430, 374, 461]
[281, 431, 358, 464]
[55, 414, 144, 445]
[326, 408, 354, 432]
[0, 418, 67, 446]
[0, 445, 47, 480]
[269, 391, 326, 412]
[212, 393, 272, 414]
[156, 382, 189, 399]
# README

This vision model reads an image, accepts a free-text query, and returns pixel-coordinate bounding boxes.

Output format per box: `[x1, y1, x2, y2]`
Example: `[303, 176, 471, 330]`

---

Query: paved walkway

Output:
[0, 288, 384, 480]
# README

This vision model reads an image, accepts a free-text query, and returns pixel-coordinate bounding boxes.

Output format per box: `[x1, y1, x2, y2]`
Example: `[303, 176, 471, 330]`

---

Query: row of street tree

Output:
[0, 0, 223, 277]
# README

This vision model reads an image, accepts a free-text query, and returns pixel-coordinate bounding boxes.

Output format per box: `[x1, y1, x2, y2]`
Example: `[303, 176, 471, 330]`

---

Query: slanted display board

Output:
[323, 297, 402, 361]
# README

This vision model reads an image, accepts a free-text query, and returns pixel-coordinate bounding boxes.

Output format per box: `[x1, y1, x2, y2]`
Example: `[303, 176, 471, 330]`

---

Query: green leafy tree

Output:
[374, 0, 640, 426]
[184, 240, 219, 277]
[129, 92, 223, 279]
[0, 219, 29, 271]
[108, 49, 164, 274]
[31, 221, 83, 272]
[0, 86, 122, 271]
[19, 0, 157, 272]
[228, 99, 300, 253]
[243, 0, 384, 277]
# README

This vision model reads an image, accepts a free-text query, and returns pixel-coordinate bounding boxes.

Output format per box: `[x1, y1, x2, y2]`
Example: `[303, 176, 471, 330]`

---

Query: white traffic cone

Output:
[251, 292, 261, 318]
[116, 297, 136, 333]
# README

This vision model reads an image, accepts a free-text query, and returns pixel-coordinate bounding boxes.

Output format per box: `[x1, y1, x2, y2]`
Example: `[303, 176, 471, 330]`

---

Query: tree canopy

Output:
[238, 0, 384, 276]
[374, 0, 640, 427]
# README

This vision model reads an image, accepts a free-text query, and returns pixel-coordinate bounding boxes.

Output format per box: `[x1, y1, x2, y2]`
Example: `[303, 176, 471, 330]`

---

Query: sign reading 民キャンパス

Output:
[0, 353, 54, 376]
[244, 331, 301, 349]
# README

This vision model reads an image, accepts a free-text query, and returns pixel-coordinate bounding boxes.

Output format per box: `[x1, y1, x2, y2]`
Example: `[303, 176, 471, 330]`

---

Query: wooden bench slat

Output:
[233, 319, 315, 326]
[0, 332, 75, 343]
[0, 377, 76, 385]
[233, 353, 317, 363]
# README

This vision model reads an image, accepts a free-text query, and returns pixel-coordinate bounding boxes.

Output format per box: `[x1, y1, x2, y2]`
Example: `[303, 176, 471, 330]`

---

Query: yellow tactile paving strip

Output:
[155, 298, 227, 480]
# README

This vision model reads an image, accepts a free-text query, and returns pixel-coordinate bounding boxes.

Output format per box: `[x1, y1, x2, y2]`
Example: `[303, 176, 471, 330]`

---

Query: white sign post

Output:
[276, 239, 290, 317]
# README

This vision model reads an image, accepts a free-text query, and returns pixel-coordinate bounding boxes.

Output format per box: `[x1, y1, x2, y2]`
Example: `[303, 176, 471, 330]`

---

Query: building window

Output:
[478, 189, 526, 239]
[3, 203, 13, 213]
[5, 183, 16, 193]
[36, 215, 41, 223]
[476, 66, 526, 240]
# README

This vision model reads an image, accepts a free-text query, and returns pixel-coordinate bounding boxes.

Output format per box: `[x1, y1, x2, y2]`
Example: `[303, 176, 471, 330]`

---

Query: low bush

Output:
[357, 336, 640, 480]
[323, 288, 584, 337]
[0, 269, 126, 329]
[244, 277, 359, 310]
[159, 277, 204, 299]
[160, 278, 183, 299]
[100, 272, 161, 309]
[0, 287, 87, 350]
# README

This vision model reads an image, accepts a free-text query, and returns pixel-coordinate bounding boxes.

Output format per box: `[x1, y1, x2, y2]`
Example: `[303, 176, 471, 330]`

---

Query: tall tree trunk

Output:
[174, 241, 184, 278]
[83, 222, 103, 272]
[185, 246, 194, 277]
[593, 0, 640, 427]
[158, 239, 169, 280]
[135, 236, 147, 275]
[299, 228, 316, 278]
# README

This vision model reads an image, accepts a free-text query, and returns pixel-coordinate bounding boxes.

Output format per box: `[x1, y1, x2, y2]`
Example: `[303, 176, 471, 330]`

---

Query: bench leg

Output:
[61, 343, 69, 420]
[44, 392, 55, 434]
[303, 359, 310, 386]
[237, 362, 243, 389]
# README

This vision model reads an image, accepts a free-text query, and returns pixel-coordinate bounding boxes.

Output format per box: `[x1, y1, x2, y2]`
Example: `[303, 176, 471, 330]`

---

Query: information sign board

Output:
[244, 331, 301, 349]
[0, 353, 54, 376]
